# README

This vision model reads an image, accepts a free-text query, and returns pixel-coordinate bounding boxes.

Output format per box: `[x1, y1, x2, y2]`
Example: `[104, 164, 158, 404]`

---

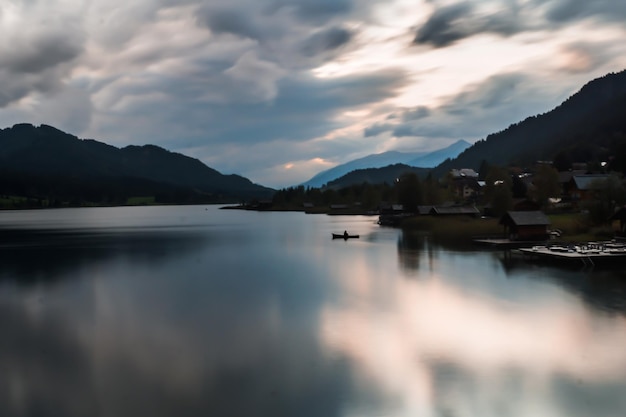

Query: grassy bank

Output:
[548, 213, 615, 242]
[400, 215, 502, 242]
[400, 213, 616, 243]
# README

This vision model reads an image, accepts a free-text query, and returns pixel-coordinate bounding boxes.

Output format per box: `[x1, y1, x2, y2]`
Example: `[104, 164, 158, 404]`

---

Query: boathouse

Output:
[429, 205, 480, 217]
[499, 211, 550, 241]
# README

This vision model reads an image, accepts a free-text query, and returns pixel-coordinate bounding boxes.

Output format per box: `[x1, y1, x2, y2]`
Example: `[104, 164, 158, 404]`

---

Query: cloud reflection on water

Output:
[2, 209, 626, 417]
[319, 235, 626, 417]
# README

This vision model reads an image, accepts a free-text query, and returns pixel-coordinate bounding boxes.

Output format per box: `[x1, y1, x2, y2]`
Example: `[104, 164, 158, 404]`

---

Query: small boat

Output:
[332, 233, 360, 239]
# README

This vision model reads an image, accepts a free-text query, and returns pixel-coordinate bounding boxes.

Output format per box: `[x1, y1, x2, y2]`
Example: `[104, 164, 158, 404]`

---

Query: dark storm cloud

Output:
[271, 0, 352, 23]
[365, 73, 566, 141]
[542, 0, 626, 23]
[206, 68, 409, 146]
[197, 7, 266, 41]
[89, 67, 409, 175]
[413, 2, 522, 47]
[446, 73, 524, 110]
[364, 122, 393, 137]
[301, 26, 353, 57]
[414, 3, 473, 47]
[0, 23, 84, 106]
[363, 106, 429, 137]
[414, 0, 626, 48]
[3, 32, 82, 74]
[401, 106, 431, 121]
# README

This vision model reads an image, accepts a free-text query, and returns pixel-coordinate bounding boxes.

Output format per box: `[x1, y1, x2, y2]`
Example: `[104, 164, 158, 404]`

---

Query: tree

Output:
[395, 173, 422, 212]
[478, 160, 491, 180]
[484, 166, 511, 201]
[528, 165, 560, 209]
[491, 183, 513, 217]
[552, 151, 572, 171]
[583, 175, 626, 224]
[483, 166, 513, 217]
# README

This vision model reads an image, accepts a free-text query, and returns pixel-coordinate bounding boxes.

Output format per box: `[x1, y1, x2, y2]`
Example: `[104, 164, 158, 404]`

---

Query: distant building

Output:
[568, 174, 611, 201]
[499, 211, 550, 241]
[451, 177, 482, 199]
[429, 205, 480, 217]
[450, 168, 479, 179]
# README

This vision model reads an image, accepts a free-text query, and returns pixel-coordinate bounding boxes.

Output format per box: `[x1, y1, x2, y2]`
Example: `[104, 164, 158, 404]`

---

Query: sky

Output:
[1, 0, 626, 188]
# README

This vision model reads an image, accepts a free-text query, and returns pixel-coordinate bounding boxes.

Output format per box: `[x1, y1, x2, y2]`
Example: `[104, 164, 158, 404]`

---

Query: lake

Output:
[1, 205, 625, 417]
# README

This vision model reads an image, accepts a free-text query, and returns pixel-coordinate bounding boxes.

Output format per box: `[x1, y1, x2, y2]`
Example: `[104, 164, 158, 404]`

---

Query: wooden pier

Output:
[518, 241, 626, 266]
[473, 238, 542, 249]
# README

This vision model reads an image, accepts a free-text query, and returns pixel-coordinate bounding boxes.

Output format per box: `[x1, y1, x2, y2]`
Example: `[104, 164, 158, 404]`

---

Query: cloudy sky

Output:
[1, 0, 626, 188]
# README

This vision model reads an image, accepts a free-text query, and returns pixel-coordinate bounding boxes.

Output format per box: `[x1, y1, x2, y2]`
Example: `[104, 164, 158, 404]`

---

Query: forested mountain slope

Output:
[0, 124, 273, 204]
[433, 70, 626, 176]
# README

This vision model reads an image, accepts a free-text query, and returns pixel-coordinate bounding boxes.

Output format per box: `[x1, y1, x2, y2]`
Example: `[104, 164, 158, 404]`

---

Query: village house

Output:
[499, 211, 550, 241]
[449, 169, 481, 200]
[450, 168, 479, 179]
[451, 177, 482, 200]
[568, 174, 611, 201]
[429, 205, 481, 217]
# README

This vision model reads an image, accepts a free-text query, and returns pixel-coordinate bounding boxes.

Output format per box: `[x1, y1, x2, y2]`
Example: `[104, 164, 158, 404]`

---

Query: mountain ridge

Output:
[431, 70, 626, 176]
[314, 69, 626, 191]
[0, 123, 274, 205]
[302, 139, 471, 188]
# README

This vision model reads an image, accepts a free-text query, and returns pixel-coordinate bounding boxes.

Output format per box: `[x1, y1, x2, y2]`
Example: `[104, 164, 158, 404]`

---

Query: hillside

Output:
[0, 124, 274, 206]
[432, 70, 626, 176]
[302, 139, 470, 188]
[325, 164, 430, 189]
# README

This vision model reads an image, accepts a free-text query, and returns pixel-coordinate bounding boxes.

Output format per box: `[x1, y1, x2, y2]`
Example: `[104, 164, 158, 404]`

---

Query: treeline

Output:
[0, 170, 226, 208]
[272, 160, 626, 227]
[272, 174, 449, 211]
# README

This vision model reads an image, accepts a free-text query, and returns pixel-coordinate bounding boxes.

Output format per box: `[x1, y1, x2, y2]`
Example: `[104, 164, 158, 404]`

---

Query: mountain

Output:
[0, 123, 274, 205]
[302, 139, 471, 188]
[406, 139, 473, 167]
[325, 164, 430, 189]
[431, 70, 626, 177]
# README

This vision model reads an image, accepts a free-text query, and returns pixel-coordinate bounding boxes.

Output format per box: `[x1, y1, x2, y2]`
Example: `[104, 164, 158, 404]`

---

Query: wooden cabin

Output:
[499, 211, 550, 241]
[429, 205, 480, 217]
[568, 174, 610, 201]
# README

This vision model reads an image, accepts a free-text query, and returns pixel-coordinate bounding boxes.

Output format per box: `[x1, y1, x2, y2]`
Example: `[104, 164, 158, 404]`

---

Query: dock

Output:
[518, 241, 626, 266]
[473, 238, 543, 248]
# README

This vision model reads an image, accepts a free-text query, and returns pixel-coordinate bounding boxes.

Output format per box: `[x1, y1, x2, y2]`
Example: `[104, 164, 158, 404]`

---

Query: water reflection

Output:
[0, 299, 361, 417]
[0, 228, 211, 285]
[0, 209, 366, 417]
[320, 229, 626, 416]
[398, 230, 626, 316]
[1, 209, 626, 417]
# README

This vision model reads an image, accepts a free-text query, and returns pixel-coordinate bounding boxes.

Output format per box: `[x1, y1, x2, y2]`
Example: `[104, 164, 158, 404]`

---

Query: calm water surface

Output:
[1, 206, 625, 417]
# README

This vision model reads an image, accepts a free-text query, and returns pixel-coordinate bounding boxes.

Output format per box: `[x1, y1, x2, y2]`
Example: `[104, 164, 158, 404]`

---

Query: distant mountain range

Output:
[302, 139, 471, 188]
[3, 69, 625, 207]
[325, 164, 430, 189]
[311, 69, 626, 190]
[0, 123, 273, 205]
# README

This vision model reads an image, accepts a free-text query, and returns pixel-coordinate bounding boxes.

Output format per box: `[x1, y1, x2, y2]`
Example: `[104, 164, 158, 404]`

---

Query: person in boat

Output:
[343, 230, 348, 238]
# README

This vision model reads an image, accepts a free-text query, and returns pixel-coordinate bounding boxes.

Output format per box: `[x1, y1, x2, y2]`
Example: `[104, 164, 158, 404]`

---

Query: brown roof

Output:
[430, 206, 480, 215]
[572, 174, 611, 190]
[500, 211, 550, 226]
